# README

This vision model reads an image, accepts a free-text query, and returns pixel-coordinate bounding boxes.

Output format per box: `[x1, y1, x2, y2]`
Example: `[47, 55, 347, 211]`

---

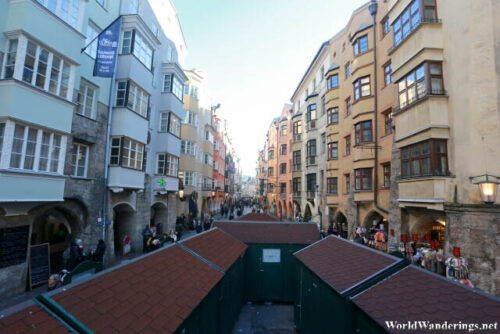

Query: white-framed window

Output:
[214, 160, 219, 172]
[122, 138, 143, 170]
[6, 122, 64, 173]
[205, 131, 214, 143]
[77, 80, 97, 119]
[133, 32, 153, 70]
[156, 153, 166, 174]
[166, 154, 178, 177]
[214, 141, 219, 151]
[183, 111, 198, 127]
[162, 74, 183, 101]
[181, 141, 197, 156]
[168, 112, 181, 137]
[159, 112, 169, 132]
[6, 38, 73, 99]
[71, 143, 89, 177]
[121, 31, 133, 54]
[204, 153, 212, 166]
[37, 0, 81, 29]
[183, 171, 196, 187]
[0, 123, 5, 160]
[163, 74, 172, 92]
[110, 137, 121, 165]
[85, 21, 100, 59]
[115, 80, 149, 118]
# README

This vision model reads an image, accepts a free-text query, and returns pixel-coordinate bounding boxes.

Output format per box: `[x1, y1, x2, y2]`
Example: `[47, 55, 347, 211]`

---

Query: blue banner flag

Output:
[93, 17, 122, 77]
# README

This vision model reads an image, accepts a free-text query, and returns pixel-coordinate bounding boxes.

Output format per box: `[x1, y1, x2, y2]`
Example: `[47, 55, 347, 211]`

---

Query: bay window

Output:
[327, 142, 338, 160]
[71, 143, 89, 177]
[392, 0, 437, 47]
[327, 74, 338, 90]
[115, 80, 149, 118]
[401, 139, 448, 178]
[109, 137, 144, 171]
[327, 177, 338, 195]
[120, 30, 153, 70]
[306, 104, 317, 121]
[181, 141, 197, 156]
[306, 140, 316, 158]
[157, 153, 179, 177]
[3, 39, 18, 79]
[169, 112, 181, 137]
[327, 107, 339, 125]
[353, 35, 368, 56]
[354, 76, 371, 100]
[159, 112, 169, 132]
[355, 168, 372, 191]
[398, 62, 443, 109]
[355, 120, 373, 144]
[183, 171, 196, 187]
[163, 74, 184, 101]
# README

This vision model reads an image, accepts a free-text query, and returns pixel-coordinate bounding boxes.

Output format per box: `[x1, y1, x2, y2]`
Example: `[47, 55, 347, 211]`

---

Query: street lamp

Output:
[178, 189, 184, 200]
[211, 190, 215, 197]
[470, 174, 499, 204]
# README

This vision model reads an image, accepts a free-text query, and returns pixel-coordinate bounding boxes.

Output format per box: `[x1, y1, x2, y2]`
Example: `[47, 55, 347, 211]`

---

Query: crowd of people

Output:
[141, 225, 180, 254]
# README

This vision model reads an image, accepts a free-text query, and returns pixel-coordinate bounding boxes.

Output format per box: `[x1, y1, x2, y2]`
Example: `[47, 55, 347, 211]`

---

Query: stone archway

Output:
[304, 204, 313, 222]
[277, 200, 283, 217]
[112, 203, 136, 256]
[151, 202, 168, 235]
[293, 200, 301, 220]
[334, 211, 348, 238]
[288, 201, 293, 220]
[409, 212, 446, 249]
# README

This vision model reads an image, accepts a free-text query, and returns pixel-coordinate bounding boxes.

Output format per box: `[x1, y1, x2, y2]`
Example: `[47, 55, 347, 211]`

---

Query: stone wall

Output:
[445, 204, 500, 296]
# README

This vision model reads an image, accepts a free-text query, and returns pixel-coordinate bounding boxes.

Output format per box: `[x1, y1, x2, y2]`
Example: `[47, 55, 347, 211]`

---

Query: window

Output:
[8, 124, 63, 173]
[0, 123, 4, 160]
[121, 138, 144, 170]
[71, 143, 89, 177]
[346, 97, 352, 116]
[327, 178, 338, 195]
[306, 140, 316, 157]
[85, 22, 100, 58]
[280, 144, 287, 155]
[184, 111, 198, 127]
[382, 17, 390, 37]
[401, 139, 448, 178]
[121, 31, 133, 54]
[345, 173, 351, 193]
[181, 141, 197, 156]
[327, 74, 338, 90]
[384, 111, 393, 135]
[205, 131, 214, 143]
[306, 173, 316, 192]
[345, 63, 351, 78]
[133, 32, 153, 70]
[345, 135, 351, 156]
[166, 155, 178, 177]
[355, 120, 373, 144]
[293, 177, 301, 193]
[321, 132, 326, 154]
[292, 150, 301, 169]
[281, 125, 287, 136]
[392, 0, 436, 47]
[3, 39, 18, 79]
[37, 0, 81, 28]
[354, 76, 371, 100]
[280, 183, 286, 194]
[268, 150, 274, 160]
[355, 168, 372, 191]
[183, 171, 196, 187]
[327, 142, 338, 160]
[77, 81, 97, 119]
[110, 138, 121, 165]
[156, 153, 166, 174]
[398, 62, 443, 109]
[306, 104, 317, 121]
[115, 81, 149, 118]
[268, 167, 274, 176]
[384, 62, 392, 86]
[204, 153, 212, 165]
[163, 74, 183, 101]
[383, 163, 391, 188]
[159, 112, 169, 132]
[353, 35, 368, 56]
[168, 112, 181, 137]
[293, 120, 302, 140]
[280, 163, 287, 174]
[327, 107, 339, 125]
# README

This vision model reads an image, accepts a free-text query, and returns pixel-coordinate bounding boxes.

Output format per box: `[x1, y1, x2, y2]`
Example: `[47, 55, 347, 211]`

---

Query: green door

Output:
[259, 247, 284, 300]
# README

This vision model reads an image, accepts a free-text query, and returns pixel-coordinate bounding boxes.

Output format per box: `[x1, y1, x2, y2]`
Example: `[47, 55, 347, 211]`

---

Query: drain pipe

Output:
[369, 0, 389, 215]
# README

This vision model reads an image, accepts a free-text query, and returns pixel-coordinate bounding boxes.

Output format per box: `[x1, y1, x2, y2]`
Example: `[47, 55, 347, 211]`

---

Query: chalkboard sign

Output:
[0, 225, 30, 269]
[29, 243, 50, 289]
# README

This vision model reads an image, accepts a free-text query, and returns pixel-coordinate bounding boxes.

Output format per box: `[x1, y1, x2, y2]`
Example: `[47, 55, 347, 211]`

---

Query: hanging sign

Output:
[93, 17, 122, 77]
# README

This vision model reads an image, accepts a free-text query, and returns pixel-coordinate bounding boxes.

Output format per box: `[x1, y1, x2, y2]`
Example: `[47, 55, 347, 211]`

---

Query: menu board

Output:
[29, 243, 50, 289]
[0, 226, 30, 268]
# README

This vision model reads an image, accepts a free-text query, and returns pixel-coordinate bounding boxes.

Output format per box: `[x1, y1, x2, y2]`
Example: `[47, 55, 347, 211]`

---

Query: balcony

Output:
[398, 177, 451, 209]
[108, 167, 145, 190]
[293, 133, 302, 142]
[293, 164, 302, 172]
[306, 156, 316, 166]
[306, 120, 317, 131]
[0, 170, 65, 202]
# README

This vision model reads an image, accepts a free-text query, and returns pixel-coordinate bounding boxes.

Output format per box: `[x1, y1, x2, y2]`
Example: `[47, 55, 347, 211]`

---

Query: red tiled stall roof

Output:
[0, 305, 70, 333]
[352, 266, 500, 333]
[181, 228, 247, 271]
[214, 221, 320, 244]
[294, 236, 400, 293]
[236, 212, 279, 221]
[50, 245, 224, 333]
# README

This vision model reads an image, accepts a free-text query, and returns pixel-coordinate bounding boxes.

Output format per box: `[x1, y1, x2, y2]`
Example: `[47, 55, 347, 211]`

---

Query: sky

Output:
[172, 0, 368, 176]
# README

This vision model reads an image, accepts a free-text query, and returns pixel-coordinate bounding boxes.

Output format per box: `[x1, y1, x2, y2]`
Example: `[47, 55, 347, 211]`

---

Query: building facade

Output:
[276, 105, 293, 219]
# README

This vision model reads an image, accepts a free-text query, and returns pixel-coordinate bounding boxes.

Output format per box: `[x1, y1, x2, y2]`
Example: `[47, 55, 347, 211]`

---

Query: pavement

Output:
[232, 303, 295, 334]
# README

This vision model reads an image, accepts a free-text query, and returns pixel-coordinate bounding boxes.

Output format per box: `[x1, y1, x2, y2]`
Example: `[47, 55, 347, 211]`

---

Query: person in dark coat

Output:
[68, 240, 83, 271]
[91, 239, 106, 263]
[175, 221, 183, 241]
[142, 225, 152, 253]
[195, 220, 203, 233]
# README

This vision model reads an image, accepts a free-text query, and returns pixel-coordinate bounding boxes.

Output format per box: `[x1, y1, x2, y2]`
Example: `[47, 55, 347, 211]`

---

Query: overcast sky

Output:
[173, 0, 368, 176]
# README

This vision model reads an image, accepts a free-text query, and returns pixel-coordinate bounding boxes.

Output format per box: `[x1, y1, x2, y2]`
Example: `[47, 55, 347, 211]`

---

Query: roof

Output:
[349, 22, 373, 42]
[325, 63, 340, 76]
[50, 245, 224, 333]
[290, 40, 330, 101]
[181, 228, 247, 271]
[0, 305, 70, 333]
[237, 212, 279, 221]
[214, 221, 320, 245]
[294, 236, 400, 294]
[352, 266, 500, 333]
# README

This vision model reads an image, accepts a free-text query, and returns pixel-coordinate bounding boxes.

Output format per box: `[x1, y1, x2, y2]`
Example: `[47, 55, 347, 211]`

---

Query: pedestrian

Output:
[203, 217, 211, 231]
[195, 219, 203, 233]
[91, 239, 106, 263]
[146, 232, 160, 252]
[175, 221, 183, 241]
[142, 224, 152, 253]
[68, 239, 83, 271]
